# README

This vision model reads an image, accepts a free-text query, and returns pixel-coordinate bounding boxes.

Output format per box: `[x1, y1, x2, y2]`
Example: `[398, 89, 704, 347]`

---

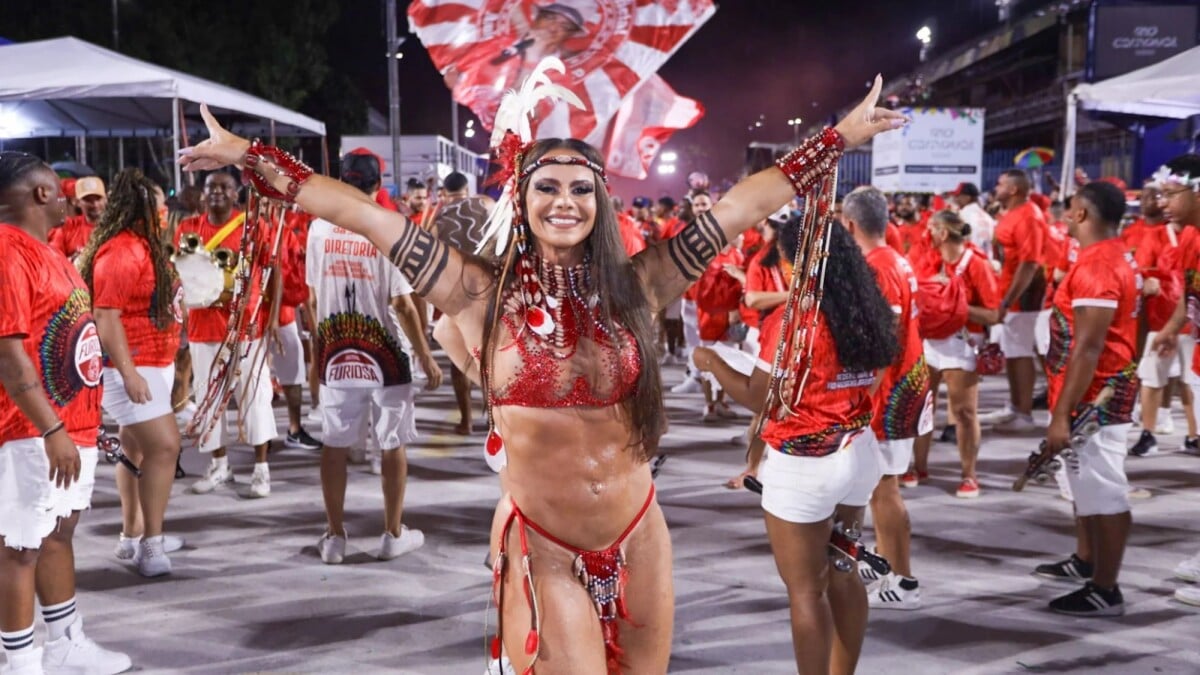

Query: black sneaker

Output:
[1032, 390, 1049, 411]
[285, 428, 323, 450]
[1128, 430, 1158, 457]
[1049, 581, 1125, 616]
[937, 425, 958, 444]
[1185, 436, 1200, 455]
[1034, 554, 1093, 581]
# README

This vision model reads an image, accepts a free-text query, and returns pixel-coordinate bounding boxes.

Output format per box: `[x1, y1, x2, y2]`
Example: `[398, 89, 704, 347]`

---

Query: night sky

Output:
[350, 1, 1003, 193]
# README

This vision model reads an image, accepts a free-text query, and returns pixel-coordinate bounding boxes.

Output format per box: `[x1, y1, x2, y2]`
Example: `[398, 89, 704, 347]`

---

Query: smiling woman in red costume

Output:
[178, 61, 904, 673]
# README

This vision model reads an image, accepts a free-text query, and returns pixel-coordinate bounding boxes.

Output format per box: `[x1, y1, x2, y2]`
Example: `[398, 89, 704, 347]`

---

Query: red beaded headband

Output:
[519, 154, 608, 185]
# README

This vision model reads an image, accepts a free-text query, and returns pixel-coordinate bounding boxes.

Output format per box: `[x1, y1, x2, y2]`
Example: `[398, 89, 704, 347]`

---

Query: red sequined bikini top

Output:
[486, 258, 642, 409]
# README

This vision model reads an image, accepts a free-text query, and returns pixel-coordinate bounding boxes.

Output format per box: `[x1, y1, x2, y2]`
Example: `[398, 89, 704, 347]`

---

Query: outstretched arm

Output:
[633, 76, 907, 310]
[180, 106, 492, 323]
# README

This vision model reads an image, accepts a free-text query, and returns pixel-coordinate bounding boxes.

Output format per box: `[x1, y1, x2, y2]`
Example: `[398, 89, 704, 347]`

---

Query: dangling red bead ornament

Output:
[486, 429, 503, 456]
[525, 629, 539, 655]
[485, 428, 507, 472]
[491, 635, 502, 659]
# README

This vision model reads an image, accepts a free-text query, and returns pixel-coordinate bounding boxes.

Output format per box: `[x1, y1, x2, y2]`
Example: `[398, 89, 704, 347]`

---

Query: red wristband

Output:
[242, 139, 314, 203]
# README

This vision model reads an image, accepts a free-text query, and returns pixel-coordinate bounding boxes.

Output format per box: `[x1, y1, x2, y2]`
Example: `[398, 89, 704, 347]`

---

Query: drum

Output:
[172, 233, 237, 308]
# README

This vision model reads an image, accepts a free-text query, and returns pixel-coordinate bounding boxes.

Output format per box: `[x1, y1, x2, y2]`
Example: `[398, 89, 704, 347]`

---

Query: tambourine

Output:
[171, 233, 237, 308]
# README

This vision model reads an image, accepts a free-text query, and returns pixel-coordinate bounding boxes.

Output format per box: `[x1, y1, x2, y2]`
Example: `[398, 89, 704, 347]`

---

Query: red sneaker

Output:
[955, 478, 980, 499]
[900, 469, 926, 488]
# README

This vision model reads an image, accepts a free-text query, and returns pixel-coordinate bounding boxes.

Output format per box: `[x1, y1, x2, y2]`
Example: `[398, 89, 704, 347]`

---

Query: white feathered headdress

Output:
[475, 57, 586, 255]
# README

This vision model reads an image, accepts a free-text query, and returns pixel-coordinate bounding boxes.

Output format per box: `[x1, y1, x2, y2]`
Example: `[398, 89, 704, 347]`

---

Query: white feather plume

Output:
[477, 57, 586, 255]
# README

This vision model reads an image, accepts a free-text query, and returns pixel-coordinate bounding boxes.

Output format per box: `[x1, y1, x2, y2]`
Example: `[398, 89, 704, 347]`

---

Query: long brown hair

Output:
[478, 139, 666, 460]
[77, 168, 178, 330]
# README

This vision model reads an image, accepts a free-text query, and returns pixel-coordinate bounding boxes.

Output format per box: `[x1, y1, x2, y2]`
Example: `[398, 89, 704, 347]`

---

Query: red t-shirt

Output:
[617, 212, 647, 258]
[175, 211, 269, 344]
[49, 215, 96, 260]
[994, 201, 1047, 312]
[0, 225, 103, 446]
[885, 222, 903, 253]
[934, 246, 1001, 334]
[91, 232, 183, 367]
[659, 216, 686, 240]
[1045, 238, 1139, 424]
[756, 308, 875, 456]
[894, 222, 926, 258]
[695, 247, 745, 340]
[866, 246, 930, 441]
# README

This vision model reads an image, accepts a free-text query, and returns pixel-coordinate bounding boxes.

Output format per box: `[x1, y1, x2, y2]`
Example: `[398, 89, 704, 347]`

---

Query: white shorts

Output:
[1034, 309, 1052, 356]
[876, 437, 915, 476]
[269, 320, 308, 387]
[0, 439, 98, 550]
[664, 298, 683, 321]
[190, 339, 278, 453]
[101, 365, 175, 426]
[924, 333, 980, 373]
[1138, 332, 1197, 388]
[997, 311, 1039, 360]
[321, 385, 417, 450]
[681, 299, 700, 351]
[760, 429, 882, 524]
[1065, 424, 1131, 517]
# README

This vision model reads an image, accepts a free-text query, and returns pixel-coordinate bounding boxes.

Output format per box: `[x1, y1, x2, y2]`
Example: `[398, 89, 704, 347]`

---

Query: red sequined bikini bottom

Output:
[490, 485, 655, 675]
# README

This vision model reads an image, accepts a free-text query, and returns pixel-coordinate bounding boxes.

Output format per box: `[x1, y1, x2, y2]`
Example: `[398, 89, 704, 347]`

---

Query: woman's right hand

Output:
[179, 104, 252, 172]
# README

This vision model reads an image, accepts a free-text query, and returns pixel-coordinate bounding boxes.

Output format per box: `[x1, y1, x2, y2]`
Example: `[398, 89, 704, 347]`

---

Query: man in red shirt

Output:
[176, 171, 279, 498]
[983, 169, 1046, 432]
[1121, 182, 1166, 255]
[843, 186, 931, 610]
[1034, 181, 1140, 616]
[0, 152, 131, 673]
[613, 196, 646, 257]
[404, 179, 430, 226]
[48, 176, 105, 260]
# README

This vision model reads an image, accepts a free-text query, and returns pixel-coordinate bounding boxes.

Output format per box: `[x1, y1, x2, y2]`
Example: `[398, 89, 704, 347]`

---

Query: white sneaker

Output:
[486, 656, 516, 675]
[136, 536, 172, 578]
[378, 526, 424, 560]
[369, 453, 382, 476]
[1174, 555, 1200, 582]
[1154, 414, 1176, 435]
[42, 616, 132, 675]
[318, 531, 346, 564]
[858, 559, 884, 587]
[2, 648, 43, 675]
[114, 534, 139, 560]
[994, 414, 1039, 433]
[979, 405, 1016, 425]
[868, 573, 922, 610]
[1176, 585, 1200, 607]
[348, 447, 369, 464]
[670, 377, 704, 394]
[248, 467, 271, 498]
[190, 461, 233, 494]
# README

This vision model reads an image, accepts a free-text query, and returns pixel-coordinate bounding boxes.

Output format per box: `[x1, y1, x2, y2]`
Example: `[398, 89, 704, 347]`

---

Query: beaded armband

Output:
[774, 127, 845, 197]
[242, 139, 314, 203]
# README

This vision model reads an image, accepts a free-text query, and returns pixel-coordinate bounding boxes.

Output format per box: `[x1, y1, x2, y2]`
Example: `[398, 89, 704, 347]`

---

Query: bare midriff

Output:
[495, 403, 652, 552]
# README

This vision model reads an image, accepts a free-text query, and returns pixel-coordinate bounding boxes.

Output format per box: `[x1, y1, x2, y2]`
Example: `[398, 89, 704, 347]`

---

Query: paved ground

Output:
[59, 358, 1200, 674]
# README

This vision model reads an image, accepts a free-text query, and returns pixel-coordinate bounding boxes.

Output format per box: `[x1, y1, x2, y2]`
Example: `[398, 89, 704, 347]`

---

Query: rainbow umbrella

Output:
[1014, 147, 1055, 169]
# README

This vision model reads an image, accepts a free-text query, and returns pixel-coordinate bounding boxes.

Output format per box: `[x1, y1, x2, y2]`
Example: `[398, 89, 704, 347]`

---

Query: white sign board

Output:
[871, 107, 985, 193]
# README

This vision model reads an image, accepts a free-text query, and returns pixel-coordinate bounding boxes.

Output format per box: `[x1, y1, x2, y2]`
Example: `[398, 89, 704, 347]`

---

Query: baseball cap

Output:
[951, 182, 979, 198]
[75, 176, 105, 200]
[347, 147, 385, 172]
[536, 3, 585, 32]
[60, 178, 77, 200]
[631, 196, 651, 208]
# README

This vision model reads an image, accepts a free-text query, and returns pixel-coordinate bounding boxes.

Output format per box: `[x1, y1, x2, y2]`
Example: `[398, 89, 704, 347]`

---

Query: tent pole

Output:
[270, 119, 276, 146]
[117, 137, 125, 171]
[172, 97, 182, 193]
[322, 136, 330, 176]
[1060, 92, 1077, 199]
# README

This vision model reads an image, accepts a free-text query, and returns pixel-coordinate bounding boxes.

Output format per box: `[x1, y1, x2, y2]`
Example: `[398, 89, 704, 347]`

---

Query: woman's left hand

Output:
[179, 104, 252, 172]
[833, 75, 910, 149]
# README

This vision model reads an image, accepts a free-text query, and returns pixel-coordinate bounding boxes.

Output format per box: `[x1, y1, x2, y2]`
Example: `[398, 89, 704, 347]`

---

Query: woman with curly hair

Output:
[178, 74, 904, 673]
[694, 218, 897, 675]
[77, 168, 183, 578]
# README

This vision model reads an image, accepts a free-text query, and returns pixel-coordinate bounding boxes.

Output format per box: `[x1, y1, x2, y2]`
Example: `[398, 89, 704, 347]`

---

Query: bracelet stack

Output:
[41, 420, 64, 439]
[242, 139, 314, 203]
[774, 127, 845, 200]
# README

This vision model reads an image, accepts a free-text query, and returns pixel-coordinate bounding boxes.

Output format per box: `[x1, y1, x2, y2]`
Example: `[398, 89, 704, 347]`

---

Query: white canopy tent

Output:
[0, 37, 326, 188]
[1061, 45, 1200, 193]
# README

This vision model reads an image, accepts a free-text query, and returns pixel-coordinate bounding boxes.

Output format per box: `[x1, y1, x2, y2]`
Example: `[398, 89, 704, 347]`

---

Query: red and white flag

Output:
[604, 74, 703, 180]
[408, 0, 715, 144]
